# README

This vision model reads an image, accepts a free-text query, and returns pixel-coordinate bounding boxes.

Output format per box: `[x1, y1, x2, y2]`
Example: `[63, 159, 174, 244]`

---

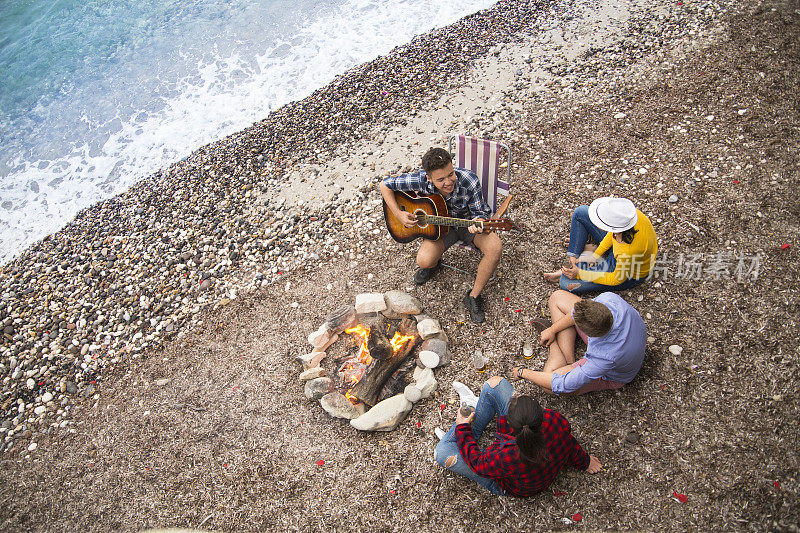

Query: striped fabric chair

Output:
[443, 135, 513, 273]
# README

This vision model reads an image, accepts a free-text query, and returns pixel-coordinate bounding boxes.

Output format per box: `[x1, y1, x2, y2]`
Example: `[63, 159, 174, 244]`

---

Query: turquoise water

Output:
[0, 0, 497, 263]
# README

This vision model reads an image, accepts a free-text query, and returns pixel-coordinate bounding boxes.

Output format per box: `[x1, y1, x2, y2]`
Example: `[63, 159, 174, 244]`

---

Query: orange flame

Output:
[389, 331, 416, 354]
[344, 323, 372, 366]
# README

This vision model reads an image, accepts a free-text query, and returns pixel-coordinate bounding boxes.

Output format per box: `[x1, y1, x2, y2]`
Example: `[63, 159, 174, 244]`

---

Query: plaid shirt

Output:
[382, 168, 492, 219]
[455, 409, 590, 497]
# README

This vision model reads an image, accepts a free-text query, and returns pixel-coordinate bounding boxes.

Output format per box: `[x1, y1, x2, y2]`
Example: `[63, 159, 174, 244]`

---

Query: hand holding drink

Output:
[456, 404, 475, 425]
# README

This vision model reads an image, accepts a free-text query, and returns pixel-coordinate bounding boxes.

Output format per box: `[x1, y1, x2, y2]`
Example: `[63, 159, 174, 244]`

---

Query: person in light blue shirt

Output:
[511, 291, 646, 395]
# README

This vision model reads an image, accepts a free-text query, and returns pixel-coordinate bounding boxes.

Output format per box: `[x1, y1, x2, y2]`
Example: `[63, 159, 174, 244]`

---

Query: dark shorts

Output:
[441, 227, 476, 250]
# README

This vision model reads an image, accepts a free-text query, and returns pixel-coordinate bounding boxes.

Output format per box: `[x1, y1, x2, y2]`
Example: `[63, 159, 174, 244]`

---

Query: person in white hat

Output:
[543, 197, 658, 294]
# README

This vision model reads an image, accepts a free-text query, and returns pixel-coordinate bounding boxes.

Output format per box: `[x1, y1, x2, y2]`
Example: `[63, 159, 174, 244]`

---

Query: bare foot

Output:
[543, 271, 561, 282]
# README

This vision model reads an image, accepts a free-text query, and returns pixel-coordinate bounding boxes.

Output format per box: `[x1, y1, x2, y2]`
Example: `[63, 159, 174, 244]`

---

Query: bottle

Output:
[522, 340, 534, 360]
[472, 349, 487, 373]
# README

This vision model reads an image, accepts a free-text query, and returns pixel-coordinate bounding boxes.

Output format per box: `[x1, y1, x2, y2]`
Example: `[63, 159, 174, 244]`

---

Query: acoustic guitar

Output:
[383, 190, 513, 243]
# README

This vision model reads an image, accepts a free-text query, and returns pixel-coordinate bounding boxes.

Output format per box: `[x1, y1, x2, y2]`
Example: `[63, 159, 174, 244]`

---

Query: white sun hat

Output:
[588, 197, 638, 232]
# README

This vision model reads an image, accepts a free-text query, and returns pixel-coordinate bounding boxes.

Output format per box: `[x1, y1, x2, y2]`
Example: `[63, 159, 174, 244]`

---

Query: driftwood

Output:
[350, 318, 420, 407]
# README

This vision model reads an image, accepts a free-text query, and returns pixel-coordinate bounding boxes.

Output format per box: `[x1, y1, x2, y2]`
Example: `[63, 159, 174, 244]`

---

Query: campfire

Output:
[296, 291, 449, 432]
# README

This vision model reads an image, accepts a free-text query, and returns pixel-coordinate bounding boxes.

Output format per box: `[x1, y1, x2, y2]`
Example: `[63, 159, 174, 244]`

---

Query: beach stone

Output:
[320, 392, 360, 420]
[416, 318, 442, 339]
[383, 291, 423, 316]
[41, 392, 53, 403]
[299, 367, 325, 381]
[155, 378, 171, 387]
[669, 345, 683, 355]
[26, 378, 35, 390]
[295, 351, 326, 369]
[350, 394, 412, 432]
[27, 442, 37, 452]
[403, 384, 422, 403]
[65, 382, 77, 394]
[323, 306, 357, 334]
[355, 293, 386, 314]
[614, 112, 627, 119]
[414, 367, 437, 399]
[34, 405, 46, 415]
[308, 324, 333, 349]
[305, 377, 333, 400]
[421, 338, 450, 366]
[668, 194, 679, 203]
[626, 431, 640, 444]
[418, 350, 440, 369]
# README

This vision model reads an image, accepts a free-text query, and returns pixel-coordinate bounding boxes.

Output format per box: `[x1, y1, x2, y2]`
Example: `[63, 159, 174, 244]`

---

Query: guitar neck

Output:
[426, 215, 483, 228]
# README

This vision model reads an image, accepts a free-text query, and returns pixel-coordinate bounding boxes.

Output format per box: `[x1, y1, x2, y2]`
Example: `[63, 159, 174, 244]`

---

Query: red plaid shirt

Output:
[455, 408, 590, 497]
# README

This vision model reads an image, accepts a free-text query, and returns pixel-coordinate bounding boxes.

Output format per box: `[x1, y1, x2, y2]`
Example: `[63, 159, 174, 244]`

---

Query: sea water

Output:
[0, 0, 497, 264]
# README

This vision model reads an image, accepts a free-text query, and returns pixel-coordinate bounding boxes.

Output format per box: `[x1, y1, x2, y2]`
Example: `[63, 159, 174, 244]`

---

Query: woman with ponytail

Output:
[434, 376, 602, 496]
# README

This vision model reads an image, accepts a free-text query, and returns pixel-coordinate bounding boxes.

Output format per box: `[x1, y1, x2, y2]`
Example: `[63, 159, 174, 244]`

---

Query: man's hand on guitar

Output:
[396, 210, 417, 228]
[468, 218, 485, 234]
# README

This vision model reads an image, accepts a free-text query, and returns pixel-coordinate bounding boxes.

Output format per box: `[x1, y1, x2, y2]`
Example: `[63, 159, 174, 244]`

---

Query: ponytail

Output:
[507, 396, 547, 465]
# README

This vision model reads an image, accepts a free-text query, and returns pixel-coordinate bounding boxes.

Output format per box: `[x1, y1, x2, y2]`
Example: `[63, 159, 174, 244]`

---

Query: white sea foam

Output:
[0, 0, 496, 264]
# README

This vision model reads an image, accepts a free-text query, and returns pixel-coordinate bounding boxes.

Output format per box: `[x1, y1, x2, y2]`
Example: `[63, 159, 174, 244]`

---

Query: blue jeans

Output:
[567, 205, 608, 259]
[562, 205, 646, 294]
[434, 379, 515, 495]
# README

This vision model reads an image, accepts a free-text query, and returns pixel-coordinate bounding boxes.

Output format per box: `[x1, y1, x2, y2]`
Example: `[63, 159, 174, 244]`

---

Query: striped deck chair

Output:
[442, 135, 513, 275]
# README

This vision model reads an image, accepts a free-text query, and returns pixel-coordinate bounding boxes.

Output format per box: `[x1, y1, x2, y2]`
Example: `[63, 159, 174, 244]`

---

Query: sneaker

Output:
[414, 263, 440, 285]
[463, 292, 485, 323]
[452, 381, 478, 408]
[434, 427, 446, 440]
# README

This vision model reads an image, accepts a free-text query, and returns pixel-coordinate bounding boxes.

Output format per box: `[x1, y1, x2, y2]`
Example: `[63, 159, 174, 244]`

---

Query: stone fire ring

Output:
[295, 291, 451, 432]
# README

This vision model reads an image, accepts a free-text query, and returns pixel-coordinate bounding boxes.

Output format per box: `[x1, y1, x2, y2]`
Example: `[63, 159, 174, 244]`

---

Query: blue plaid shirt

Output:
[382, 168, 492, 220]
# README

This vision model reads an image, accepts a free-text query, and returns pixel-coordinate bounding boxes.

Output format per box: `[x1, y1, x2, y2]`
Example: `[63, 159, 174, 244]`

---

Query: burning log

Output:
[350, 319, 420, 407]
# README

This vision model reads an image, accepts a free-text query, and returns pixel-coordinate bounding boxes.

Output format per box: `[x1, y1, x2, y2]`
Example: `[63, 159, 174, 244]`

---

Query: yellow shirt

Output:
[578, 209, 658, 285]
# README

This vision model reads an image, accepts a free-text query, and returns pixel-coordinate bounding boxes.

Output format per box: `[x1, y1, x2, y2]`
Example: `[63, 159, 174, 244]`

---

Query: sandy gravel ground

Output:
[1, 0, 799, 531]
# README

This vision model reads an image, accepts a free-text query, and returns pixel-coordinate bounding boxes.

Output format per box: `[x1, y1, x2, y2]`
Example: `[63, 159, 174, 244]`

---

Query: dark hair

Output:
[573, 299, 613, 337]
[421, 147, 453, 173]
[507, 395, 547, 465]
[619, 227, 638, 244]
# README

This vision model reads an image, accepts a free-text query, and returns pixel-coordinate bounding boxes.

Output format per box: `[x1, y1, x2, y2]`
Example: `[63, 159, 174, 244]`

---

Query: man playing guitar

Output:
[379, 147, 502, 323]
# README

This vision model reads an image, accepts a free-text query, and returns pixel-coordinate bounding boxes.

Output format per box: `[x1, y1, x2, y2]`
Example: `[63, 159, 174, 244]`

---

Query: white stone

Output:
[320, 392, 360, 420]
[403, 384, 422, 403]
[155, 379, 171, 387]
[414, 367, 437, 399]
[421, 338, 450, 366]
[26, 378, 35, 390]
[350, 394, 412, 432]
[416, 318, 442, 339]
[308, 324, 333, 349]
[614, 112, 627, 119]
[383, 291, 423, 316]
[355, 293, 387, 314]
[295, 351, 326, 369]
[669, 345, 683, 355]
[299, 367, 325, 381]
[41, 392, 53, 403]
[34, 405, 46, 415]
[418, 350, 440, 369]
[27, 442, 38, 452]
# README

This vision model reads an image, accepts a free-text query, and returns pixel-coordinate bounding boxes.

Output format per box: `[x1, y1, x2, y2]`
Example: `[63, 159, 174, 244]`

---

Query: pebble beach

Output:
[2, 0, 799, 530]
